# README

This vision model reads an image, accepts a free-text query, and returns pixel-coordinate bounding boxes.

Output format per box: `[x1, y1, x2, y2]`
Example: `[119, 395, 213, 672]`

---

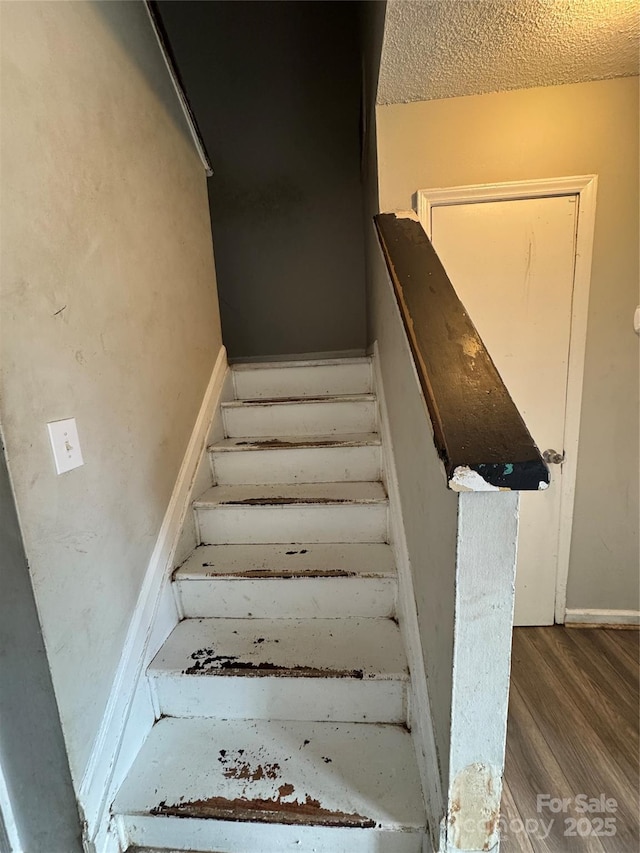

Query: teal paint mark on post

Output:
[503, 464, 514, 476]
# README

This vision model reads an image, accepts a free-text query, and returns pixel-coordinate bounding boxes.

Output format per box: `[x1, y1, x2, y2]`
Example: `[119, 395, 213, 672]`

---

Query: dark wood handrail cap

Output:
[375, 212, 549, 492]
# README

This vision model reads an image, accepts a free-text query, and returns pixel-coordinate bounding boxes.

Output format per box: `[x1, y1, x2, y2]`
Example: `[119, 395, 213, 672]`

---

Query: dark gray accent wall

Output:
[358, 0, 387, 344]
[157, 0, 367, 360]
[0, 439, 82, 853]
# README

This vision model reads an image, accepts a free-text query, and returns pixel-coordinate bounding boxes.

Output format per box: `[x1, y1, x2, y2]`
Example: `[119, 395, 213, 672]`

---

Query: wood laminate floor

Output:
[501, 626, 639, 853]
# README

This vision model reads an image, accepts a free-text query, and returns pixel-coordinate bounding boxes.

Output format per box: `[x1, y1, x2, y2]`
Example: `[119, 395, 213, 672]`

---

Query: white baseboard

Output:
[79, 346, 228, 851]
[564, 608, 640, 627]
[371, 343, 444, 853]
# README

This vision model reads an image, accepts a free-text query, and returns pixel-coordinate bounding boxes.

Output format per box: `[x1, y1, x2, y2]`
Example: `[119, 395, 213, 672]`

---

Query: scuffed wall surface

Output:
[0, 0, 222, 784]
[368, 234, 458, 794]
[377, 77, 639, 612]
[379, 0, 639, 104]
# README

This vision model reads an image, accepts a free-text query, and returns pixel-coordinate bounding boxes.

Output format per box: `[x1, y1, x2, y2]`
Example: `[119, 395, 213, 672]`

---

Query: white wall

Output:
[0, 0, 222, 786]
[377, 77, 639, 613]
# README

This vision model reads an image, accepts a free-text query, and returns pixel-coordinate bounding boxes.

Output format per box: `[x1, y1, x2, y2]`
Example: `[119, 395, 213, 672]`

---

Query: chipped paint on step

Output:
[183, 647, 367, 679]
[150, 792, 376, 828]
[224, 395, 375, 406]
[175, 543, 396, 579]
[202, 567, 358, 579]
[113, 709, 426, 847]
[217, 496, 375, 506]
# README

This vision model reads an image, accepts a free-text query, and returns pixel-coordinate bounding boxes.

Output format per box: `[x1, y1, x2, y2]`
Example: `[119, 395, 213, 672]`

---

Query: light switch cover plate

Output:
[47, 418, 84, 474]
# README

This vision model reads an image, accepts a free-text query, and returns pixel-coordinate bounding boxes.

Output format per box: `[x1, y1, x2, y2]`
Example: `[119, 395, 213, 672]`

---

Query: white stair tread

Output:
[232, 357, 371, 371]
[194, 482, 387, 507]
[209, 432, 381, 452]
[149, 618, 408, 680]
[114, 717, 425, 830]
[175, 543, 396, 579]
[222, 394, 376, 407]
[194, 482, 387, 508]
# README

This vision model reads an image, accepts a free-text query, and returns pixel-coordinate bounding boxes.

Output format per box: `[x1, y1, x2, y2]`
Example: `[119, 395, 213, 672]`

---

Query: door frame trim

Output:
[416, 176, 598, 625]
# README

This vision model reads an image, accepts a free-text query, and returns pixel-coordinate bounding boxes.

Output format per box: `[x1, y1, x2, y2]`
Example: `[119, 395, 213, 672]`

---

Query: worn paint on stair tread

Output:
[154, 747, 375, 826]
[232, 357, 370, 369]
[200, 567, 361, 579]
[221, 496, 374, 506]
[174, 545, 397, 620]
[221, 496, 379, 506]
[210, 432, 381, 451]
[175, 543, 396, 579]
[150, 794, 376, 828]
[222, 394, 376, 407]
[194, 481, 387, 508]
[150, 617, 408, 681]
[114, 718, 426, 831]
[184, 654, 367, 679]
[151, 745, 373, 827]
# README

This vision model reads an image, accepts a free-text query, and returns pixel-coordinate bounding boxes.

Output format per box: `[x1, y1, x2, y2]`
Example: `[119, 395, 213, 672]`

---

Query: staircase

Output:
[113, 357, 427, 853]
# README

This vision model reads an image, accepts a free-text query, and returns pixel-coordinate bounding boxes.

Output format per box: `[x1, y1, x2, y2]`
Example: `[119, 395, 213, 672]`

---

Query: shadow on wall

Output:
[91, 0, 193, 149]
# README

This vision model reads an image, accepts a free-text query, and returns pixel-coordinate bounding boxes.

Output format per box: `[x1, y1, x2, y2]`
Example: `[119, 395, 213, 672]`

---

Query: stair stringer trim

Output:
[78, 346, 230, 853]
[371, 342, 443, 853]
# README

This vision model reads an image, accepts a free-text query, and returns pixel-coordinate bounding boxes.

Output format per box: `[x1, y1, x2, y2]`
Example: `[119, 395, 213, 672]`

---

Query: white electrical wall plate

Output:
[47, 418, 84, 474]
[634, 305, 640, 336]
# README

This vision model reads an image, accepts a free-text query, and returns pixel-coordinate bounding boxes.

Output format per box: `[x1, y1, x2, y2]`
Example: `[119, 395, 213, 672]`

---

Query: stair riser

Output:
[197, 504, 388, 545]
[119, 816, 424, 853]
[175, 577, 396, 619]
[223, 400, 377, 438]
[211, 445, 381, 485]
[151, 675, 406, 724]
[233, 362, 372, 400]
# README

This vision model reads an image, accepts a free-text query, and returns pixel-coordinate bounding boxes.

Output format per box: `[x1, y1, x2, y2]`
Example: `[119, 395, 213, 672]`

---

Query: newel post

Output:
[445, 491, 520, 852]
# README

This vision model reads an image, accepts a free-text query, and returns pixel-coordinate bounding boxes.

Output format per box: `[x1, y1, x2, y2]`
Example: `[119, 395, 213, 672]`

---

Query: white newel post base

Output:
[446, 492, 520, 853]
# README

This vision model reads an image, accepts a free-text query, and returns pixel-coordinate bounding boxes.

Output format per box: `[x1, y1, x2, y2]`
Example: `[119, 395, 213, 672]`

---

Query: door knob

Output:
[543, 449, 564, 465]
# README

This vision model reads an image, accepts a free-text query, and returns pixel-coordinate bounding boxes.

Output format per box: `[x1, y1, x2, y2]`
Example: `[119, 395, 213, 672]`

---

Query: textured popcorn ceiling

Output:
[378, 0, 640, 104]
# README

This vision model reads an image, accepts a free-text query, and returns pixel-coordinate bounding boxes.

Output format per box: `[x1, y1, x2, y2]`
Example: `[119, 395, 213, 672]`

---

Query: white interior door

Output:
[428, 194, 578, 626]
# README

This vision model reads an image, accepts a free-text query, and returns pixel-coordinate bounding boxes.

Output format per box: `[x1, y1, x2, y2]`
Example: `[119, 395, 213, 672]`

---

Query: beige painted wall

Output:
[377, 77, 639, 613]
[0, 0, 222, 785]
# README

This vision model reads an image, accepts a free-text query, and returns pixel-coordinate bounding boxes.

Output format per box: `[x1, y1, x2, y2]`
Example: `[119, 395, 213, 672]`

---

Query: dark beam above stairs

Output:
[375, 213, 549, 491]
